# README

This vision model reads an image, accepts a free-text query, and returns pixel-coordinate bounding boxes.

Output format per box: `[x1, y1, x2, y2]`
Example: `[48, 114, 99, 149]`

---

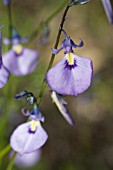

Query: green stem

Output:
[7, 0, 13, 49]
[37, 0, 72, 105]
[29, 0, 69, 42]
[6, 152, 17, 170]
[0, 144, 11, 159]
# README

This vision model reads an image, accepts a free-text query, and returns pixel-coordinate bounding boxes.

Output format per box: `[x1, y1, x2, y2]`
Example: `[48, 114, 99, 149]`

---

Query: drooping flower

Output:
[46, 31, 93, 96]
[3, 27, 39, 76]
[101, 0, 113, 24]
[10, 104, 48, 155]
[14, 90, 37, 104]
[39, 25, 50, 45]
[50, 90, 74, 126]
[0, 30, 10, 88]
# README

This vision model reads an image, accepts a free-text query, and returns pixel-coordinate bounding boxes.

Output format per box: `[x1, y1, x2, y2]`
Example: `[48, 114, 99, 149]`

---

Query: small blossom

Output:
[39, 25, 50, 45]
[0, 31, 10, 88]
[46, 31, 93, 96]
[50, 90, 74, 126]
[3, 47, 39, 76]
[14, 90, 37, 104]
[101, 0, 113, 24]
[10, 104, 48, 155]
[3, 28, 39, 76]
[3, 0, 10, 5]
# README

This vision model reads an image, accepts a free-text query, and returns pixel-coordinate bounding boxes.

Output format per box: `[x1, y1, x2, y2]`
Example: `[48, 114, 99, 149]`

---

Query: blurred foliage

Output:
[1, 0, 113, 170]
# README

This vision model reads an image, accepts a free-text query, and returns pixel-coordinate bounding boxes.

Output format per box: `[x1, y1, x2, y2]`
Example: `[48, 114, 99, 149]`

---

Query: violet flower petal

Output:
[15, 150, 41, 168]
[21, 37, 29, 43]
[52, 47, 63, 54]
[46, 53, 93, 96]
[101, 0, 113, 24]
[3, 48, 39, 76]
[21, 108, 31, 116]
[0, 30, 10, 88]
[0, 65, 10, 88]
[3, 0, 10, 5]
[50, 90, 75, 126]
[3, 38, 11, 45]
[10, 121, 48, 155]
[71, 39, 84, 48]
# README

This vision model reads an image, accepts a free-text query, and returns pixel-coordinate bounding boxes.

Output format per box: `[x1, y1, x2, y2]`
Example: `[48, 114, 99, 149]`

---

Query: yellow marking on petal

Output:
[67, 52, 74, 65]
[30, 120, 38, 132]
[51, 91, 62, 111]
[13, 44, 23, 54]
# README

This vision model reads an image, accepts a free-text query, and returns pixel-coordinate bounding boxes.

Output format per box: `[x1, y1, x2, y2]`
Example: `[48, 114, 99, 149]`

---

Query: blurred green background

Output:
[1, 0, 113, 170]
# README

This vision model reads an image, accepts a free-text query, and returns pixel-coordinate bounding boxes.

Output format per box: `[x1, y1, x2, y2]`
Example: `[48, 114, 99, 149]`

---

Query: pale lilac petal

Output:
[0, 65, 10, 88]
[3, 48, 39, 76]
[3, 50, 21, 76]
[3, 38, 11, 45]
[0, 25, 4, 29]
[10, 121, 48, 155]
[50, 91, 74, 126]
[101, 0, 113, 24]
[71, 39, 84, 48]
[3, 0, 10, 5]
[15, 150, 41, 168]
[21, 108, 30, 116]
[15, 48, 39, 75]
[52, 47, 63, 54]
[21, 37, 29, 43]
[46, 54, 93, 96]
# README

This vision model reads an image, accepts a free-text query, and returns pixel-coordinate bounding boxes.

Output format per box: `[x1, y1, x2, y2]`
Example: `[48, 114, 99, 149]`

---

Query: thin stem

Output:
[37, 0, 72, 105]
[6, 152, 17, 170]
[0, 144, 11, 159]
[29, 0, 69, 42]
[7, 0, 13, 49]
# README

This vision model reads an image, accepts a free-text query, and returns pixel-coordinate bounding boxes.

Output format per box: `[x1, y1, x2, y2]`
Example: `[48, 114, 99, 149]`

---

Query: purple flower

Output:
[39, 25, 50, 45]
[3, 0, 10, 5]
[0, 31, 10, 88]
[46, 31, 93, 96]
[50, 90, 74, 126]
[3, 27, 38, 76]
[0, 65, 10, 88]
[3, 46, 39, 76]
[10, 104, 48, 155]
[101, 0, 113, 24]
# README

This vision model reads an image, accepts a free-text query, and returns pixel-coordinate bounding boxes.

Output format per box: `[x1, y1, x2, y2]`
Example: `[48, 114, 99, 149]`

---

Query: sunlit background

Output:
[0, 0, 113, 170]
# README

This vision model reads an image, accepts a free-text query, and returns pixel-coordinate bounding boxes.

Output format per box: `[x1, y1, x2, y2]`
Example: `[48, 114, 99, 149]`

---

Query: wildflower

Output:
[10, 104, 48, 155]
[46, 31, 93, 96]
[50, 90, 74, 126]
[3, 27, 39, 76]
[101, 0, 113, 24]
[3, 0, 10, 5]
[0, 30, 10, 88]
[39, 25, 50, 45]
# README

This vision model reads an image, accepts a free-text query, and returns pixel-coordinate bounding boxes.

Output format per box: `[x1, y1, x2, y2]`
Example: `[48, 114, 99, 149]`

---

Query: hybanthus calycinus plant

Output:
[0, 0, 113, 169]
